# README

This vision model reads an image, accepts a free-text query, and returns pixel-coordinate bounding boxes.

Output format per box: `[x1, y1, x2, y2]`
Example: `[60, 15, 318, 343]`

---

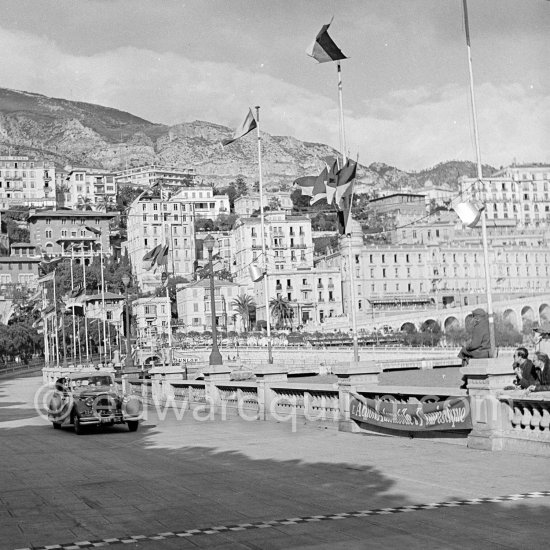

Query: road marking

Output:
[13, 490, 550, 550]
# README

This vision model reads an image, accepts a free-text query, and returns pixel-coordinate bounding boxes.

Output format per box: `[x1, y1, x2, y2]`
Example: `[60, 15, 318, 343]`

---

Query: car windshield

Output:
[71, 376, 113, 388]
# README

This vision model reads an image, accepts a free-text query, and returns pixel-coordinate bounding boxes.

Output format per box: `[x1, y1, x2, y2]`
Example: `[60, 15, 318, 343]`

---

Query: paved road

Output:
[1, 375, 549, 550]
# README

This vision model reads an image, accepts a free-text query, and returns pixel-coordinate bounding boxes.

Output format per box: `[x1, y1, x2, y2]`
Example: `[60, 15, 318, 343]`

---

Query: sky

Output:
[0, 0, 547, 171]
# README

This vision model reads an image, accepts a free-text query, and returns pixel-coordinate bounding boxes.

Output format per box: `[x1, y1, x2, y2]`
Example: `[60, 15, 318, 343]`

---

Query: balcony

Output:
[291, 243, 307, 249]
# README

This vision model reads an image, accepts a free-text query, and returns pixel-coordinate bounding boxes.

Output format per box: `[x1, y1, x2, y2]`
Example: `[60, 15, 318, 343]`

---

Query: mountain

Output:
[0, 87, 495, 190]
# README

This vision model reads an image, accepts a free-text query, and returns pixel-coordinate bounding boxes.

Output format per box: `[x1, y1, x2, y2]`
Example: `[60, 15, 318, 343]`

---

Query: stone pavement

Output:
[1, 375, 549, 550]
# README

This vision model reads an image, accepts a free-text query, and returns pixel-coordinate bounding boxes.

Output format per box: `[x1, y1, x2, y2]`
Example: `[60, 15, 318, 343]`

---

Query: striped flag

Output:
[37, 271, 56, 284]
[306, 22, 348, 64]
[221, 109, 257, 147]
[85, 226, 102, 236]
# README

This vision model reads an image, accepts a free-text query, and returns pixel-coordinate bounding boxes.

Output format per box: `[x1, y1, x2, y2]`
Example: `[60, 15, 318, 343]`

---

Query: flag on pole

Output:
[337, 190, 354, 235]
[155, 245, 169, 268]
[334, 158, 357, 206]
[310, 166, 328, 205]
[37, 271, 56, 284]
[143, 244, 162, 270]
[306, 22, 348, 64]
[293, 175, 317, 197]
[85, 226, 102, 236]
[221, 109, 257, 147]
[325, 159, 339, 206]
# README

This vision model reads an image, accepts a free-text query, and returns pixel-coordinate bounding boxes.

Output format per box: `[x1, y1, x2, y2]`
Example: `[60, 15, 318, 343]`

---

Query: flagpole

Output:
[53, 272, 60, 366]
[462, 0, 495, 357]
[336, 58, 358, 362]
[81, 244, 90, 364]
[42, 283, 49, 367]
[70, 247, 77, 362]
[100, 238, 107, 366]
[159, 179, 172, 367]
[255, 106, 273, 364]
[337, 61, 347, 164]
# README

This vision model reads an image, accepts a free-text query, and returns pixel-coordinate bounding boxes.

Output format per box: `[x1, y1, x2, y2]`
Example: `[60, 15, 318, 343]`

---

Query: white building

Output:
[459, 163, 550, 227]
[232, 212, 314, 284]
[0, 155, 55, 209]
[170, 186, 230, 220]
[176, 278, 242, 333]
[58, 166, 117, 210]
[234, 192, 293, 216]
[115, 164, 197, 189]
[132, 296, 171, 351]
[126, 190, 196, 291]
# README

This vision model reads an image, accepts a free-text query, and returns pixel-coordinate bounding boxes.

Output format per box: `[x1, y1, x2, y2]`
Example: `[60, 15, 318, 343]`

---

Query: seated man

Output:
[528, 351, 550, 392]
[512, 347, 538, 389]
[458, 308, 491, 366]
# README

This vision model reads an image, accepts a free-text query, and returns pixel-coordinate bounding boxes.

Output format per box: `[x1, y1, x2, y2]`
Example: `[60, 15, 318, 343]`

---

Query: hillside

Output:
[0, 87, 495, 190]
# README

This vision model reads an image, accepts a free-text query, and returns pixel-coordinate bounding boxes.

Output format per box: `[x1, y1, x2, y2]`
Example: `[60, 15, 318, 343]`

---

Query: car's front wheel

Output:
[127, 421, 139, 432]
[73, 415, 84, 435]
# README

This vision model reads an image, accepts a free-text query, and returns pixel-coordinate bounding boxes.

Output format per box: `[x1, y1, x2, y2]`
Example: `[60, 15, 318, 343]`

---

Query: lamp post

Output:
[204, 234, 223, 366]
[122, 274, 133, 372]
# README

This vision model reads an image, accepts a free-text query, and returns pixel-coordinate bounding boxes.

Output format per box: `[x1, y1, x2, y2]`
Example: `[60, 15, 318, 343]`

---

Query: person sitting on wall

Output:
[512, 347, 538, 389]
[527, 351, 550, 392]
[458, 308, 491, 366]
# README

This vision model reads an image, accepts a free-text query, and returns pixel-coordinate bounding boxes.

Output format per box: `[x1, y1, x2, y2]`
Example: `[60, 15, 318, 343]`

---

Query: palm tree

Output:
[270, 296, 292, 329]
[231, 294, 255, 332]
[76, 195, 94, 211]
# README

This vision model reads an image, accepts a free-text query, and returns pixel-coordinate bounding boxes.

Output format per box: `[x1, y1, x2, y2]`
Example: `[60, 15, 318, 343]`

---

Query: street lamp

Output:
[122, 274, 134, 372]
[454, 201, 496, 357]
[204, 235, 223, 366]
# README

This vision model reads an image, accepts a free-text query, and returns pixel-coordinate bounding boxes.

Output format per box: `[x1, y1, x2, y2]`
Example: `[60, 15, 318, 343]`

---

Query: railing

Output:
[0, 358, 44, 377]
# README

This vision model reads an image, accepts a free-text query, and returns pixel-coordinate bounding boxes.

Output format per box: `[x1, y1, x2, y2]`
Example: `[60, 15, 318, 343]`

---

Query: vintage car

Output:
[48, 370, 142, 434]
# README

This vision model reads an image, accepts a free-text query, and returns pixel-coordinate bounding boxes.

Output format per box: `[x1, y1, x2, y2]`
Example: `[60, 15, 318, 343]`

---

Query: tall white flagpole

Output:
[462, 0, 496, 357]
[53, 273, 60, 366]
[336, 60, 359, 362]
[81, 244, 90, 363]
[255, 106, 273, 364]
[70, 246, 77, 362]
[99, 238, 107, 365]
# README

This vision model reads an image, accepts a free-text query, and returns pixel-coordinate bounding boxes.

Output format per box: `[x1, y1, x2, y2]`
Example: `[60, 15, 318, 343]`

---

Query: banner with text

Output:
[350, 393, 472, 431]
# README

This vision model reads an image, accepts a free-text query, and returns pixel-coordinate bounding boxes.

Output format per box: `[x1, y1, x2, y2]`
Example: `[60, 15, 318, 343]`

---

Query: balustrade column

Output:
[334, 362, 380, 433]
[461, 357, 515, 451]
[254, 366, 288, 420]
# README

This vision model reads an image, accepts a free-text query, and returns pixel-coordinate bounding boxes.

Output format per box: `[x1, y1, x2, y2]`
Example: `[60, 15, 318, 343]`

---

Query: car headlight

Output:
[85, 397, 94, 408]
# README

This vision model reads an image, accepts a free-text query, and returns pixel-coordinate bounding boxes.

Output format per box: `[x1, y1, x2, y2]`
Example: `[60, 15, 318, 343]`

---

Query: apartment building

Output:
[232, 212, 314, 284]
[28, 209, 114, 262]
[317, 221, 550, 317]
[132, 296, 171, 350]
[126, 191, 196, 291]
[0, 243, 41, 289]
[0, 155, 55, 209]
[170, 186, 230, 220]
[253, 267, 343, 326]
[58, 167, 117, 210]
[115, 164, 197, 188]
[176, 278, 242, 333]
[234, 192, 293, 216]
[459, 163, 550, 226]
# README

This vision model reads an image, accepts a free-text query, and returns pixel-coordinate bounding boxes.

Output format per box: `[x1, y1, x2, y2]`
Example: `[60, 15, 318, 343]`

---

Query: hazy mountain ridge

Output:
[0, 87, 495, 190]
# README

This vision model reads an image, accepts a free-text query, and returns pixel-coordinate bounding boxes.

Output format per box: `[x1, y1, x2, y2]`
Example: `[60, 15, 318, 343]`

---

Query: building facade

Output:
[170, 186, 230, 220]
[0, 243, 41, 289]
[176, 278, 242, 333]
[234, 192, 293, 216]
[460, 163, 550, 226]
[0, 155, 55, 209]
[115, 164, 197, 189]
[126, 192, 196, 291]
[28, 210, 114, 262]
[59, 167, 117, 210]
[232, 213, 314, 284]
[132, 296, 171, 351]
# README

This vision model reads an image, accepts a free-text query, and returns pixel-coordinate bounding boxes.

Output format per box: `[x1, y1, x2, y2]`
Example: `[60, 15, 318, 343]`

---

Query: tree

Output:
[76, 196, 94, 211]
[269, 296, 292, 329]
[231, 294, 255, 332]
[1, 206, 30, 244]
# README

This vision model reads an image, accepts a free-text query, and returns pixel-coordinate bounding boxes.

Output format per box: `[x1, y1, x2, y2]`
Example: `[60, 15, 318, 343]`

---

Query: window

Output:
[45, 230, 52, 238]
